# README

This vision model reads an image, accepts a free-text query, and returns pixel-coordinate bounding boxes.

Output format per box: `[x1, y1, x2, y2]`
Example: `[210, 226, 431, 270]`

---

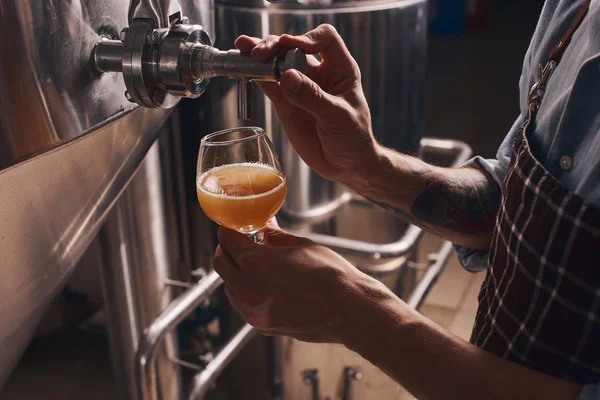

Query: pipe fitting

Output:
[92, 20, 307, 111]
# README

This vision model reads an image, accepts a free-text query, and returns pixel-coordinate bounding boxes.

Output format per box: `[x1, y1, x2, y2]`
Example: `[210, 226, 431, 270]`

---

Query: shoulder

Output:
[518, 0, 593, 113]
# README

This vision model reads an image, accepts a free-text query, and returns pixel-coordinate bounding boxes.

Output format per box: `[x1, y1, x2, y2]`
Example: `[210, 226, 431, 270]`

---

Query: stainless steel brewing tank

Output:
[203, 0, 427, 217]
[0, 0, 212, 389]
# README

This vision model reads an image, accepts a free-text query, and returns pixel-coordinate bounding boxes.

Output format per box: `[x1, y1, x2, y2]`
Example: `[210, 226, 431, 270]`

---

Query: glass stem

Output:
[249, 229, 264, 244]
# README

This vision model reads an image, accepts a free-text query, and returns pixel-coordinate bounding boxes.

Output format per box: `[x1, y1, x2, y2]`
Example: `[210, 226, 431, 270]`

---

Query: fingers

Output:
[225, 285, 269, 329]
[279, 69, 342, 118]
[254, 55, 322, 130]
[256, 86, 328, 163]
[234, 35, 261, 53]
[262, 222, 311, 248]
[257, 55, 322, 104]
[235, 35, 322, 78]
[247, 34, 282, 61]
[224, 285, 247, 315]
[217, 227, 260, 266]
[213, 246, 243, 293]
[279, 24, 356, 72]
[234, 34, 281, 61]
[255, 81, 287, 105]
[265, 217, 280, 230]
[262, 226, 296, 247]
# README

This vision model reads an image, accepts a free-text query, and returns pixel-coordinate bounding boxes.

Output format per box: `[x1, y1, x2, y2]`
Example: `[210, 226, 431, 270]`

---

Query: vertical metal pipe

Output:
[238, 80, 252, 120]
[137, 270, 223, 400]
[188, 324, 258, 399]
[98, 140, 182, 400]
[157, 116, 194, 282]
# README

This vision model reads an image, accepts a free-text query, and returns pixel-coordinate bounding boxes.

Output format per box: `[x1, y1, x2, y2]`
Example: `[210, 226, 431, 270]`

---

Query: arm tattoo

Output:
[372, 163, 501, 235]
[411, 172, 500, 233]
[373, 201, 433, 231]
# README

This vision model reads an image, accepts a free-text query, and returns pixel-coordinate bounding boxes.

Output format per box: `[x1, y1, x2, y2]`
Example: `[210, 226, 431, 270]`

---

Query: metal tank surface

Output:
[0, 0, 212, 390]
[200, 0, 428, 218]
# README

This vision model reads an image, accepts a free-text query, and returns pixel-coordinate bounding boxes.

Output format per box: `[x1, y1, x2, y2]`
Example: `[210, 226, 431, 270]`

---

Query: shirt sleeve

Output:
[452, 116, 523, 272]
[578, 383, 600, 399]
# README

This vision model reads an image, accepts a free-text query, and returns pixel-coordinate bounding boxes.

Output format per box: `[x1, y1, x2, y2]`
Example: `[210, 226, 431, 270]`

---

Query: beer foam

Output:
[196, 162, 286, 200]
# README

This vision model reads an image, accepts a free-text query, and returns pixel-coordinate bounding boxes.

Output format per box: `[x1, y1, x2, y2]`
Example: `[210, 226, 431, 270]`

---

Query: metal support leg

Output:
[188, 324, 257, 399]
[98, 142, 182, 400]
[302, 369, 320, 400]
[341, 367, 362, 400]
[137, 270, 223, 400]
[406, 241, 454, 310]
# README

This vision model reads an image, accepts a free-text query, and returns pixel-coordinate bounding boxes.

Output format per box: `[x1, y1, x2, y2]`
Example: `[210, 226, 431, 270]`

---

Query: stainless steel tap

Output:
[92, 19, 307, 118]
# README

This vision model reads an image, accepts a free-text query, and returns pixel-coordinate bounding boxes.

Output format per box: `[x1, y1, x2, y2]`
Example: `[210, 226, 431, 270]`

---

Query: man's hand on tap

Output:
[234, 24, 377, 188]
[236, 25, 501, 252]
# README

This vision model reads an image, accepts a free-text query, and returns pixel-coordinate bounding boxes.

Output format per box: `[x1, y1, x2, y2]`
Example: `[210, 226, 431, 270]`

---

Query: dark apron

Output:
[470, 0, 600, 385]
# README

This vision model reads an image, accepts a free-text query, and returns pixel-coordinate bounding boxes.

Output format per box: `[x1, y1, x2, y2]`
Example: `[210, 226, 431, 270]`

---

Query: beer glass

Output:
[196, 127, 287, 241]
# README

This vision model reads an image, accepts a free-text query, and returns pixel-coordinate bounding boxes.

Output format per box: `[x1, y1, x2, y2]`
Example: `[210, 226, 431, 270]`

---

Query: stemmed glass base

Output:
[246, 228, 265, 244]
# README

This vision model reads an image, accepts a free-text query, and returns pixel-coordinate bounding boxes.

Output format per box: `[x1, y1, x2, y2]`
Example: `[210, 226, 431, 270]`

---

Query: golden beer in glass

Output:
[196, 127, 286, 237]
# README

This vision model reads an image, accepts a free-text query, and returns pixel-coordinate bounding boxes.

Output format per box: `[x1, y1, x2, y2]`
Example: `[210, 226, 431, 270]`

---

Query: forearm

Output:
[346, 145, 501, 251]
[340, 281, 581, 400]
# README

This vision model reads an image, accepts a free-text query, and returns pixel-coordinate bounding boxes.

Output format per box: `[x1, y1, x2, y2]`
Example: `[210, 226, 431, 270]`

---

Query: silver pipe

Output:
[93, 41, 270, 79]
[190, 45, 307, 81]
[285, 138, 472, 258]
[189, 324, 258, 400]
[288, 224, 424, 259]
[420, 137, 473, 164]
[238, 80, 252, 120]
[93, 38, 124, 73]
[99, 141, 182, 400]
[191, 46, 280, 81]
[136, 270, 224, 400]
[406, 241, 454, 310]
[92, 33, 306, 110]
[280, 192, 354, 221]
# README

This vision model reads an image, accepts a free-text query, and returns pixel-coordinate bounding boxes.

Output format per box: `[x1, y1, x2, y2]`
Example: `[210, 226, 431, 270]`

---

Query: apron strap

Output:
[548, 0, 592, 63]
[527, 0, 592, 110]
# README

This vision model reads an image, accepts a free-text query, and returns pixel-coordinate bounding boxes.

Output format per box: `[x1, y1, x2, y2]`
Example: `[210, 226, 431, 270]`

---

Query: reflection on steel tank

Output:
[0, 0, 210, 391]
[196, 0, 428, 220]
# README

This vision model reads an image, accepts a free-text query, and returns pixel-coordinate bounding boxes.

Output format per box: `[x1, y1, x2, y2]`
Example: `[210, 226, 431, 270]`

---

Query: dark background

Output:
[426, 0, 546, 159]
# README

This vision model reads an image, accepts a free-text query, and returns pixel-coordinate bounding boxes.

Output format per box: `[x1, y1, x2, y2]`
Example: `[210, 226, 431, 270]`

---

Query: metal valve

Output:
[302, 369, 320, 400]
[92, 18, 307, 118]
[342, 367, 362, 400]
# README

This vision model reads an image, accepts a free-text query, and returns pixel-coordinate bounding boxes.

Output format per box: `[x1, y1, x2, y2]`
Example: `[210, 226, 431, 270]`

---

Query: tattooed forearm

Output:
[371, 162, 501, 235]
[373, 200, 435, 232]
[411, 171, 501, 233]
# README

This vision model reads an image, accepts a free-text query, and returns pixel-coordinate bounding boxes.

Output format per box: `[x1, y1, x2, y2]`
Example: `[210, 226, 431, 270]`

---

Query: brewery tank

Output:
[199, 0, 428, 218]
[0, 0, 213, 391]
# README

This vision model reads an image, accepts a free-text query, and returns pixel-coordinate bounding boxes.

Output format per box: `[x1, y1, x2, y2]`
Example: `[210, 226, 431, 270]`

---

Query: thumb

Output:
[279, 69, 340, 118]
[217, 227, 260, 265]
[262, 226, 297, 247]
[265, 217, 281, 230]
[262, 225, 309, 248]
